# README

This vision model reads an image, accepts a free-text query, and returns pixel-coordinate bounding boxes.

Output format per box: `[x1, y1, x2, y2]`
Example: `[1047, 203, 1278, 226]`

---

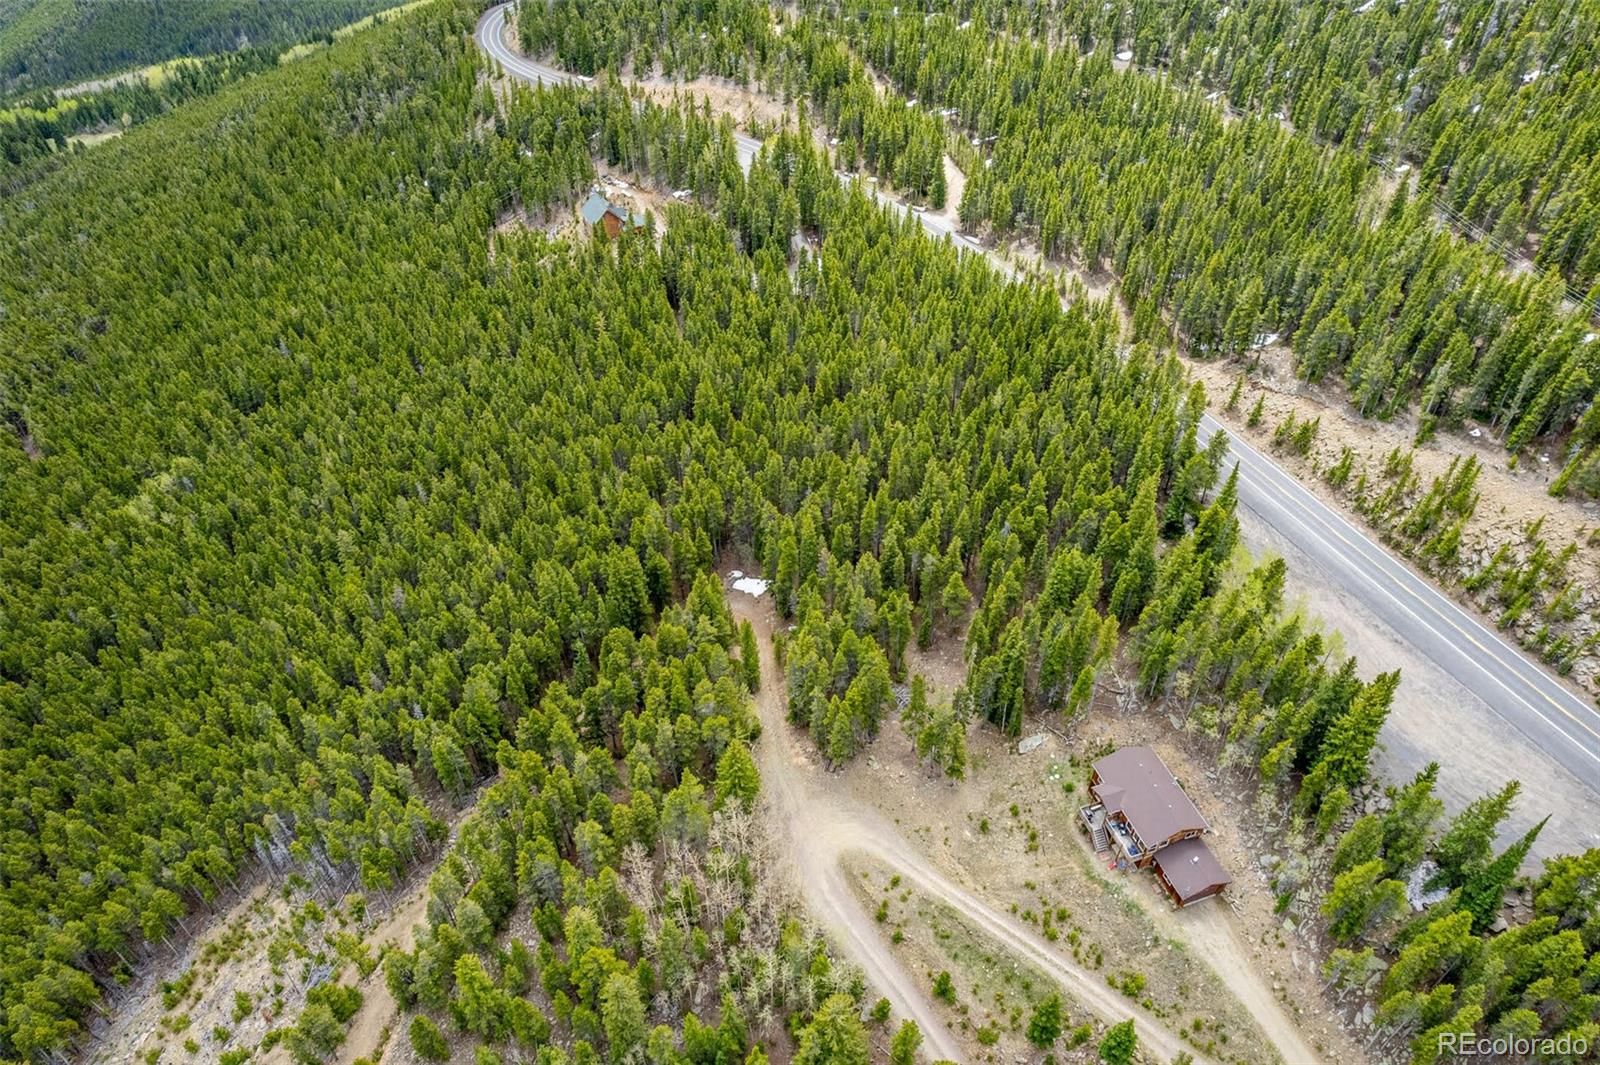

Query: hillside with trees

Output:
[954, 0, 1600, 297]
[3, 1, 1599, 1062]
[0, 0, 391, 92]
[0, 0, 1216, 1054]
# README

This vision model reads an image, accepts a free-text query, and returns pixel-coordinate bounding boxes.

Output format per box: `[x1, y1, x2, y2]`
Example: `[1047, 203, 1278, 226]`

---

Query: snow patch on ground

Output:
[729, 571, 770, 597]
[1406, 860, 1452, 911]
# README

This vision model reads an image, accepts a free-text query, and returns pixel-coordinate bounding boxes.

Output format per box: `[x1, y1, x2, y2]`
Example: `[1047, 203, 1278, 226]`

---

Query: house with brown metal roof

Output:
[1080, 745, 1231, 906]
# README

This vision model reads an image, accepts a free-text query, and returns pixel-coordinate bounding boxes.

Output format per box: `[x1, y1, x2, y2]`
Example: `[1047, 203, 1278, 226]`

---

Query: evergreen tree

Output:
[1323, 860, 1407, 942]
[889, 1019, 922, 1065]
[1025, 993, 1063, 1049]
[1430, 781, 1521, 890]
[713, 739, 760, 812]
[410, 1015, 450, 1063]
[1381, 764, 1445, 879]
[601, 971, 647, 1063]
[739, 620, 762, 692]
[1461, 818, 1547, 933]
[793, 994, 870, 1065]
[1097, 1019, 1137, 1065]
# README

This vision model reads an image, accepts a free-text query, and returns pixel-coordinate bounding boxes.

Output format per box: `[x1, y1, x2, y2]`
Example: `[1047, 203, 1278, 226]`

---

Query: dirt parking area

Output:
[633, 73, 792, 132]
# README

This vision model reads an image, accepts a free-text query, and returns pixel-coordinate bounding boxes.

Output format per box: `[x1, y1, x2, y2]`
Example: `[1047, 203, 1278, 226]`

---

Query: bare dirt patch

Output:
[320, 884, 431, 1065]
[66, 126, 125, 149]
[633, 73, 792, 133]
[93, 799, 472, 1065]
[595, 165, 672, 220]
[489, 201, 573, 256]
[90, 887, 366, 1065]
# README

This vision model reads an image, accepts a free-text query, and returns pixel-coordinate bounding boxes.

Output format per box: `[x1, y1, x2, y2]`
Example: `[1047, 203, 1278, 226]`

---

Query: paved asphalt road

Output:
[473, 4, 1600, 818]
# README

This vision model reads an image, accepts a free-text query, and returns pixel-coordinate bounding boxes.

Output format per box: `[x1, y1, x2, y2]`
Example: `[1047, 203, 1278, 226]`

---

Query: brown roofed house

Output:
[1081, 745, 1231, 906]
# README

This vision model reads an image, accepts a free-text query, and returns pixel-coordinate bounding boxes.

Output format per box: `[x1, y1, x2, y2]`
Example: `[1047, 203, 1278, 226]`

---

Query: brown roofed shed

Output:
[1152, 837, 1231, 906]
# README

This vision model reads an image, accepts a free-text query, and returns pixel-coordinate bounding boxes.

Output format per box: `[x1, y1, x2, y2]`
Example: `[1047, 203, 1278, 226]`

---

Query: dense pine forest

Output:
[3, 1, 1599, 1063]
[0, 0, 392, 91]
[2, 45, 283, 170]
[519, 0, 1600, 494]
[969, 0, 1600, 296]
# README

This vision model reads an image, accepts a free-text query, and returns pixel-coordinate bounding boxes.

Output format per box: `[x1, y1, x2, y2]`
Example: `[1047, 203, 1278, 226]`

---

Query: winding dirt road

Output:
[729, 592, 1235, 1065]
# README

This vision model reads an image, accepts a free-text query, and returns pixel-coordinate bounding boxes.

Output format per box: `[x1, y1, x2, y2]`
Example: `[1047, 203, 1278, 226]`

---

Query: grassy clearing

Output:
[332, 0, 435, 40]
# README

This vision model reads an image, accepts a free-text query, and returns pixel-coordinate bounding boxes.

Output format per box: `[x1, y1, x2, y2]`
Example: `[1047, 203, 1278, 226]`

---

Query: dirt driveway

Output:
[729, 590, 1245, 1064]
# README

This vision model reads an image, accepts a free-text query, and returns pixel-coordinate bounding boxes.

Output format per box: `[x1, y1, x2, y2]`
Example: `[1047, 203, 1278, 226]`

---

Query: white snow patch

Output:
[732, 576, 770, 597]
[1406, 861, 1451, 911]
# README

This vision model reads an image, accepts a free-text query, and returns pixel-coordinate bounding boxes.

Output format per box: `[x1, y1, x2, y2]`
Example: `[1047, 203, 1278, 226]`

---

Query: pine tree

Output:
[889, 1019, 922, 1065]
[1224, 375, 1245, 412]
[739, 619, 761, 692]
[1412, 1003, 1483, 1065]
[1246, 394, 1266, 428]
[1380, 763, 1445, 878]
[410, 1015, 450, 1062]
[1025, 993, 1063, 1049]
[1461, 818, 1547, 933]
[940, 571, 971, 626]
[1304, 670, 1400, 803]
[1381, 909, 1477, 999]
[1330, 815, 1384, 878]
[793, 994, 870, 1065]
[601, 971, 646, 1063]
[1097, 1019, 1137, 1065]
[1532, 847, 1600, 930]
[1430, 780, 1520, 890]
[1323, 860, 1407, 942]
[713, 739, 760, 812]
